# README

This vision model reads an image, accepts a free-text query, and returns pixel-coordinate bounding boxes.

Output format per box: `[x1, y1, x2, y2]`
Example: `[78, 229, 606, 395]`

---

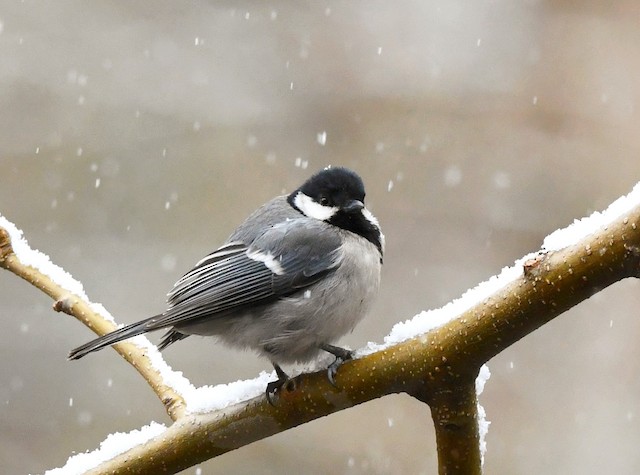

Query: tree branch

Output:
[2, 186, 640, 474]
[0, 226, 187, 421]
[426, 383, 482, 475]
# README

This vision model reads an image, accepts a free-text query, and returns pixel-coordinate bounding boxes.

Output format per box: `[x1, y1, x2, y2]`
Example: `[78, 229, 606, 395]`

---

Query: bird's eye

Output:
[319, 196, 329, 206]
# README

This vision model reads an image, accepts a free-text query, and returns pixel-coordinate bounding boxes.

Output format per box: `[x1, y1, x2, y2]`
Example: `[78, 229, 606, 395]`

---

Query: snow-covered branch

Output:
[0, 218, 189, 421]
[2, 182, 640, 474]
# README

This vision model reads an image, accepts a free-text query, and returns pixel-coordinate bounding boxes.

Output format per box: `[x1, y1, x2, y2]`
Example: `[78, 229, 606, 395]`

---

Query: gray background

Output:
[2, 1, 640, 474]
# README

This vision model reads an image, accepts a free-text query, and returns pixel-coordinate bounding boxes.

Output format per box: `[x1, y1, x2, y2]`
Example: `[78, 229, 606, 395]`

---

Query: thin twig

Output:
[0, 227, 187, 420]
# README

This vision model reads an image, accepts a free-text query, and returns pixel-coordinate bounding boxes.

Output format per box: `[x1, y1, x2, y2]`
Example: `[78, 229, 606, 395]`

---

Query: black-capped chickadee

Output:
[69, 167, 384, 400]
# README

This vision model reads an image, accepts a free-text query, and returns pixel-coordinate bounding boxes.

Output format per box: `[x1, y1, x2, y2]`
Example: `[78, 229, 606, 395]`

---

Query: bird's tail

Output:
[157, 329, 189, 351]
[68, 315, 162, 360]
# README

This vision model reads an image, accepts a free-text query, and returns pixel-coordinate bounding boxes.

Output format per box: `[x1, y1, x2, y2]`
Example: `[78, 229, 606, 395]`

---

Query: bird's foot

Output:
[266, 363, 291, 406]
[320, 344, 354, 386]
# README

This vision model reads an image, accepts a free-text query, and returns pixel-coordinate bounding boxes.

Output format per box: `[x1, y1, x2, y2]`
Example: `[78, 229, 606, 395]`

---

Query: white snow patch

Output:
[360, 257, 529, 355]
[0, 214, 90, 302]
[129, 336, 196, 398]
[182, 358, 339, 414]
[45, 422, 166, 475]
[543, 181, 640, 251]
[476, 364, 491, 466]
[184, 371, 276, 414]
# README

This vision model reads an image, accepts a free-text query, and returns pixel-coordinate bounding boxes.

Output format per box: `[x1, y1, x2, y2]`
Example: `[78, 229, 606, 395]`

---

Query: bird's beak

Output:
[342, 200, 364, 213]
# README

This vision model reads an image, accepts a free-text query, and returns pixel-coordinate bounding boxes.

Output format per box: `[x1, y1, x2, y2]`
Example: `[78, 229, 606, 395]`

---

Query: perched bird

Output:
[69, 166, 384, 400]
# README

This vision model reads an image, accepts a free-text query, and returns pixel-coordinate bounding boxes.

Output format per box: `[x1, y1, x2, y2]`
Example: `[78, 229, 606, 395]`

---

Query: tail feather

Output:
[68, 315, 162, 360]
[157, 330, 189, 351]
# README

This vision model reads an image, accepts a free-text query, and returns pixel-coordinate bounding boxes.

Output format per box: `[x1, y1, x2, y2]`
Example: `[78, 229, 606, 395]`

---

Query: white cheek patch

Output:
[246, 249, 285, 275]
[362, 207, 385, 251]
[293, 192, 338, 221]
[361, 207, 380, 228]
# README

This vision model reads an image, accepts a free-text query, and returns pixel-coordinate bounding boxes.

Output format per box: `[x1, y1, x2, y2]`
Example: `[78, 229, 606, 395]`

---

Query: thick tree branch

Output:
[95, 198, 640, 473]
[89, 198, 640, 474]
[427, 383, 482, 475]
[2, 189, 640, 474]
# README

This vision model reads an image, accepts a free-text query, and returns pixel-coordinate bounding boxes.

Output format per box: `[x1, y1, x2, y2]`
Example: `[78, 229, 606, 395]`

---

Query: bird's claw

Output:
[265, 378, 286, 406]
[266, 363, 290, 406]
[325, 349, 354, 387]
[266, 347, 354, 404]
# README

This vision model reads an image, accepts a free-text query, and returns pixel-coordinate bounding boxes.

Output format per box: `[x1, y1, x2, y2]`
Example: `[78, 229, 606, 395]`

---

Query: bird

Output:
[68, 166, 384, 401]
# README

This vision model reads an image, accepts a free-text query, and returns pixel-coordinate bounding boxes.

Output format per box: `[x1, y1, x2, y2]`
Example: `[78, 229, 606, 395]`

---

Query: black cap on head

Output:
[295, 167, 366, 208]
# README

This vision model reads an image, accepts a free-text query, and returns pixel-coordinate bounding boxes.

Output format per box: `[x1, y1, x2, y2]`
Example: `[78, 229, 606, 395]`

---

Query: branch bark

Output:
[427, 383, 482, 475]
[2, 192, 640, 474]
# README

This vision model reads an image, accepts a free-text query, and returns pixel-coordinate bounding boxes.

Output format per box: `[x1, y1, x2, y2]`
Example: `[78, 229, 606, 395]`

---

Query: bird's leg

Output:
[320, 343, 354, 386]
[266, 362, 290, 405]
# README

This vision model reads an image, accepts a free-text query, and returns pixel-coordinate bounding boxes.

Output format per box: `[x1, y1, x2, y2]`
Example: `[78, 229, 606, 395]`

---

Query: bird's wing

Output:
[148, 219, 343, 329]
[67, 219, 343, 360]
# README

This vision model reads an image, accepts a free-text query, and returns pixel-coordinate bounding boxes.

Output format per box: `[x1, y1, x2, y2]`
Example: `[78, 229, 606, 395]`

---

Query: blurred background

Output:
[2, 1, 640, 474]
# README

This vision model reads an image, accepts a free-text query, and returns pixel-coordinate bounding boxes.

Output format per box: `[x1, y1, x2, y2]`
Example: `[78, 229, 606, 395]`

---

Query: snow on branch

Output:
[0, 215, 191, 420]
[2, 181, 640, 474]
[369, 181, 640, 351]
